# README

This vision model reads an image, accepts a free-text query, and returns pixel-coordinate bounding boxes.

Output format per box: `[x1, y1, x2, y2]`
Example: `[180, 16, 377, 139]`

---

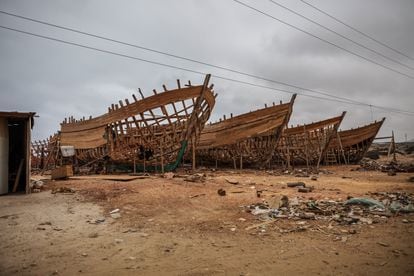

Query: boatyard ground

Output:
[1, 164, 414, 276]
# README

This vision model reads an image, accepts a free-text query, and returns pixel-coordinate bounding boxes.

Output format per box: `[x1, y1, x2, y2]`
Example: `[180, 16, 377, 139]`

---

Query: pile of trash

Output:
[357, 159, 414, 173]
[29, 179, 45, 193]
[245, 192, 414, 224]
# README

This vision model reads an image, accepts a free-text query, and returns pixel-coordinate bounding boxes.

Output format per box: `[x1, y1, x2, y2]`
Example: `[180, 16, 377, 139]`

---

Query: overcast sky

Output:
[1, 0, 413, 142]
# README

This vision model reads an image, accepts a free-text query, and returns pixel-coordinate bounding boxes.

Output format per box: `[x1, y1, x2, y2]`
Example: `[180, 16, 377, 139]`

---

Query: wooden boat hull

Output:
[196, 94, 296, 167]
[327, 118, 385, 164]
[58, 75, 216, 171]
[273, 112, 346, 168]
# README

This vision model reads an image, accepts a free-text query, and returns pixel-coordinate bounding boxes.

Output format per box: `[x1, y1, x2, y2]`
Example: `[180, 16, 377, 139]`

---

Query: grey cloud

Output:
[0, 0, 413, 142]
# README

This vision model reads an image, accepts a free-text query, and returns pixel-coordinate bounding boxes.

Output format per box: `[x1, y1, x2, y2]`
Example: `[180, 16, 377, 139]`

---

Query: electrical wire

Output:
[232, 0, 414, 80]
[0, 9, 365, 105]
[268, 0, 414, 71]
[0, 10, 411, 113]
[0, 24, 413, 116]
[300, 0, 414, 61]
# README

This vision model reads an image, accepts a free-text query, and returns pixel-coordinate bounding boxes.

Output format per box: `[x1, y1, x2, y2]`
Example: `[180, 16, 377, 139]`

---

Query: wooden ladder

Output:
[324, 150, 337, 165]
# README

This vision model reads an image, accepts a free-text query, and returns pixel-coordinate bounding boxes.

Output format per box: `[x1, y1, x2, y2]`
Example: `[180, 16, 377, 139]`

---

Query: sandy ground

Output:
[1, 166, 414, 275]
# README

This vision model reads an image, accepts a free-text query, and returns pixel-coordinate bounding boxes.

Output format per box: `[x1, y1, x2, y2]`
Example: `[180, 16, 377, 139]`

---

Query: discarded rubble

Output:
[245, 192, 414, 227]
[217, 189, 226, 196]
[51, 187, 75, 194]
[184, 173, 206, 183]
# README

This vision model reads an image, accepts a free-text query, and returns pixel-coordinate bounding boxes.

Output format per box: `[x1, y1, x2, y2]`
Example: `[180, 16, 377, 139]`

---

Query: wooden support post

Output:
[161, 142, 164, 174]
[192, 135, 196, 172]
[143, 150, 146, 173]
[337, 133, 347, 165]
[286, 145, 291, 170]
[240, 155, 243, 170]
[392, 131, 396, 162]
[133, 149, 136, 174]
[233, 158, 237, 170]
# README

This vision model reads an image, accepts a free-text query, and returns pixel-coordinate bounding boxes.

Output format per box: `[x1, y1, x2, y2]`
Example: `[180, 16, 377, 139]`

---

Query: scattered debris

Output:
[184, 173, 206, 183]
[358, 159, 414, 173]
[377, 242, 390, 247]
[30, 179, 45, 192]
[217, 189, 226, 196]
[310, 175, 318, 181]
[88, 232, 99, 238]
[345, 198, 385, 210]
[189, 193, 206, 199]
[110, 209, 120, 214]
[111, 213, 122, 219]
[287, 182, 306, 188]
[298, 187, 313, 193]
[245, 192, 414, 226]
[51, 187, 75, 194]
[225, 178, 239, 185]
[163, 172, 175, 179]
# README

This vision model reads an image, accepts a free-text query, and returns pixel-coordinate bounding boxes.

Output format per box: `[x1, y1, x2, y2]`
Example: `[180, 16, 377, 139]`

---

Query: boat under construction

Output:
[273, 112, 346, 168]
[34, 75, 216, 172]
[196, 94, 296, 168]
[327, 118, 386, 164]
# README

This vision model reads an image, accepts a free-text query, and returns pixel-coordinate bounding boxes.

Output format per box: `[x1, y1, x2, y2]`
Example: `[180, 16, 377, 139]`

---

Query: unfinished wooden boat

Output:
[273, 112, 346, 168]
[327, 118, 385, 164]
[31, 134, 59, 172]
[58, 75, 216, 171]
[196, 94, 296, 167]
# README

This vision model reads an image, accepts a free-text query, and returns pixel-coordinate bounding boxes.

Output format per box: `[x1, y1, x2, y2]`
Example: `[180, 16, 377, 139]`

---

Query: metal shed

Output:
[0, 111, 35, 195]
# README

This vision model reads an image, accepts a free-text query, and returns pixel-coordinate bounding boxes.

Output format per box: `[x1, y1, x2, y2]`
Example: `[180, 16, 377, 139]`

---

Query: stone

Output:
[217, 189, 226, 196]
[225, 178, 239, 185]
[110, 209, 120, 214]
[299, 212, 315, 219]
[377, 242, 390, 247]
[349, 229, 357, 234]
[287, 182, 306, 188]
[310, 175, 318, 181]
[111, 213, 122, 219]
[298, 187, 312, 193]
[163, 172, 174, 179]
[88, 232, 99, 238]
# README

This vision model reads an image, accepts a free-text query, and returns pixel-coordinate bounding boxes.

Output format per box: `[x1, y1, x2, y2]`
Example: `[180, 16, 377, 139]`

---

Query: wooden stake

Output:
[240, 155, 243, 170]
[13, 159, 24, 193]
[192, 135, 196, 172]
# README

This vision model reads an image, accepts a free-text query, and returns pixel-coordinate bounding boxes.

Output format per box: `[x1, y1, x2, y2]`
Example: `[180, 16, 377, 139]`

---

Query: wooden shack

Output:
[0, 111, 35, 194]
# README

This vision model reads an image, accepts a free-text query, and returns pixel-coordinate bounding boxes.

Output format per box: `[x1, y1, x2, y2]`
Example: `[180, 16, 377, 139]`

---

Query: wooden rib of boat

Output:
[327, 118, 385, 164]
[31, 134, 59, 171]
[58, 74, 216, 171]
[196, 94, 296, 167]
[273, 112, 346, 168]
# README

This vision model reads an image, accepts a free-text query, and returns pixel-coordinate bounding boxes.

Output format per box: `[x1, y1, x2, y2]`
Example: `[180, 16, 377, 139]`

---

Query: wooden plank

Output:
[12, 159, 24, 193]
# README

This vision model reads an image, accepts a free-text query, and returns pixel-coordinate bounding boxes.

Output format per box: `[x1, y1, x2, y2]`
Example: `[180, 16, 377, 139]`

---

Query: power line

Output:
[268, 0, 414, 72]
[232, 0, 414, 80]
[0, 9, 410, 114]
[300, 0, 414, 62]
[0, 24, 413, 117]
[0, 9, 362, 106]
